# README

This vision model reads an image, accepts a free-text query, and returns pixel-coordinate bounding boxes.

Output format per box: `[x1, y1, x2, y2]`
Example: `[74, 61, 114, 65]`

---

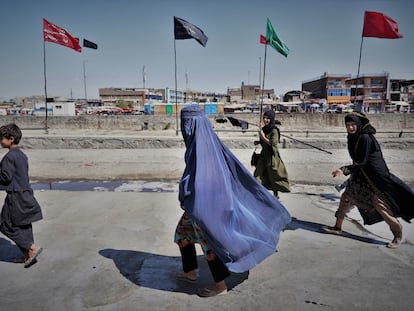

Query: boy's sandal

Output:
[24, 246, 43, 268]
[13, 256, 27, 264]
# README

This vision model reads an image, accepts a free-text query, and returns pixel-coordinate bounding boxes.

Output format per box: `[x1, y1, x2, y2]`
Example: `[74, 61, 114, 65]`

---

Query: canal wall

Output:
[1, 113, 413, 131]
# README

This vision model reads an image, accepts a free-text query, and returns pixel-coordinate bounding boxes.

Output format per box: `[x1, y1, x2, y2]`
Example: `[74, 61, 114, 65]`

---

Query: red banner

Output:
[43, 18, 82, 52]
[362, 11, 403, 39]
[259, 34, 268, 45]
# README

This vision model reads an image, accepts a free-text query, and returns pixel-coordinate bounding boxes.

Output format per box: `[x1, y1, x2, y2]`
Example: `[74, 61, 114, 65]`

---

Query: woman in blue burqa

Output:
[174, 106, 291, 297]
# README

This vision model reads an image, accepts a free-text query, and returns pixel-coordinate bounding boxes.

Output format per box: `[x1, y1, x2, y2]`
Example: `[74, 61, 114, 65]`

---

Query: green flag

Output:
[266, 18, 289, 57]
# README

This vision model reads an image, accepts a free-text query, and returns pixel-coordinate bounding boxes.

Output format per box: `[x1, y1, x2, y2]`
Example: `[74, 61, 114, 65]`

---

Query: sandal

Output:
[386, 237, 402, 249]
[197, 286, 228, 297]
[321, 226, 342, 236]
[24, 246, 43, 268]
[13, 256, 27, 264]
[176, 272, 197, 283]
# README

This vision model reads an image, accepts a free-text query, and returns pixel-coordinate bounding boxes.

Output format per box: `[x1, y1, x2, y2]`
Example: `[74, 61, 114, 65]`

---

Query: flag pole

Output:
[259, 43, 268, 128]
[83, 60, 88, 103]
[354, 36, 364, 113]
[174, 38, 179, 136]
[43, 40, 48, 134]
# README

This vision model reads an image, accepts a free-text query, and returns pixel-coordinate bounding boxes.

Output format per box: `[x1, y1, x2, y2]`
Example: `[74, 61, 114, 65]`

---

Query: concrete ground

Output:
[0, 133, 413, 310]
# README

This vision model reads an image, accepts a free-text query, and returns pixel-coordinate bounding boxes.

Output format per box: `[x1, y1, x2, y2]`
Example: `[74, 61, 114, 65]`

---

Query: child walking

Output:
[0, 123, 43, 267]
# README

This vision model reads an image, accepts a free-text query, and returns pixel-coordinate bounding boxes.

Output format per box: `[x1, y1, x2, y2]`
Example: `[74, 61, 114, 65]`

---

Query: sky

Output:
[0, 0, 413, 101]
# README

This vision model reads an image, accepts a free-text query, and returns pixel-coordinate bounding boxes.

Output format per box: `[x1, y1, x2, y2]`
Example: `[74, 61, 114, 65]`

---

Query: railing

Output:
[214, 129, 414, 138]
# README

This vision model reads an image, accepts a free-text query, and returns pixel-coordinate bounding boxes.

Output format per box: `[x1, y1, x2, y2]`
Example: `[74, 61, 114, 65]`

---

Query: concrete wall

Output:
[1, 113, 413, 131]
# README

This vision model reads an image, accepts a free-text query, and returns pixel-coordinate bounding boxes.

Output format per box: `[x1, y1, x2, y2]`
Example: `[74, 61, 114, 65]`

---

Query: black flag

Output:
[227, 117, 249, 130]
[83, 39, 98, 49]
[174, 16, 208, 47]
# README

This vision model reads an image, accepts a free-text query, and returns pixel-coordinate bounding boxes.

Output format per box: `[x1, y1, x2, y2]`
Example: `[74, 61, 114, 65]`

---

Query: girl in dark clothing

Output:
[322, 113, 414, 248]
[253, 110, 290, 198]
[0, 124, 43, 267]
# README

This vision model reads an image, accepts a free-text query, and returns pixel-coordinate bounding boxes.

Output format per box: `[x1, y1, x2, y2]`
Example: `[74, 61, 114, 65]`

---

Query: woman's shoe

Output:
[175, 272, 197, 283]
[387, 236, 402, 249]
[321, 226, 342, 236]
[197, 286, 228, 297]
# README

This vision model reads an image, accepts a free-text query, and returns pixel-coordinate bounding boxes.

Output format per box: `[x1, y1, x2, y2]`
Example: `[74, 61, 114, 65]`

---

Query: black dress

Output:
[341, 129, 414, 225]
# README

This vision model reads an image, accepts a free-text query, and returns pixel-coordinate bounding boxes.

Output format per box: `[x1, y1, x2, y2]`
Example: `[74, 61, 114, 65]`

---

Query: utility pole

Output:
[142, 66, 146, 89]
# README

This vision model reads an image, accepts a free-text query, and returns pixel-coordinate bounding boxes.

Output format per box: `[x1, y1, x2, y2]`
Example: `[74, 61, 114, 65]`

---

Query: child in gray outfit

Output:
[0, 123, 43, 268]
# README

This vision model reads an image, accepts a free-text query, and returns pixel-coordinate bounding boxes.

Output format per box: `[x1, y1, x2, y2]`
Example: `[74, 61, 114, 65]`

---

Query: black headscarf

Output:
[345, 112, 376, 158]
[262, 110, 282, 142]
[262, 110, 275, 134]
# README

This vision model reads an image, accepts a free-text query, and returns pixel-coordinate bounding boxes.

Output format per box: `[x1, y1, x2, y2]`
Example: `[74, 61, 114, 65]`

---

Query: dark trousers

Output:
[0, 221, 34, 253]
[179, 243, 230, 283]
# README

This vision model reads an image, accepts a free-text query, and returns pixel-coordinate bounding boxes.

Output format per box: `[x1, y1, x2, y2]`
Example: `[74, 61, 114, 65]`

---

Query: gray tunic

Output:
[0, 148, 42, 226]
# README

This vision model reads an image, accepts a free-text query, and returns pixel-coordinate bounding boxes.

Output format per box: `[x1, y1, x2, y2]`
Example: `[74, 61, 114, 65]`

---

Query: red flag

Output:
[259, 34, 268, 45]
[43, 18, 82, 52]
[362, 11, 403, 39]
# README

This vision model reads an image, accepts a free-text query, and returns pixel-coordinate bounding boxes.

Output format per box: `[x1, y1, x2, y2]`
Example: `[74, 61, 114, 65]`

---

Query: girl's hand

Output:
[259, 130, 266, 140]
[332, 169, 342, 178]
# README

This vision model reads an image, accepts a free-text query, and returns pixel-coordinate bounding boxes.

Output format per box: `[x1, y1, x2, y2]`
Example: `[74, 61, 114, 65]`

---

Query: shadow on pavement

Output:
[99, 248, 249, 295]
[285, 217, 387, 245]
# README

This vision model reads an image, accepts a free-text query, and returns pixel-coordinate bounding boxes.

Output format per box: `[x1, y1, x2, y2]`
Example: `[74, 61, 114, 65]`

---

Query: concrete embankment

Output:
[2, 113, 411, 149]
[2, 112, 414, 131]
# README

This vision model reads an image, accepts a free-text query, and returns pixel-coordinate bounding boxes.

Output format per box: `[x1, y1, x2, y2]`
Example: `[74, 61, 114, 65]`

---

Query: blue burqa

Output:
[179, 106, 291, 273]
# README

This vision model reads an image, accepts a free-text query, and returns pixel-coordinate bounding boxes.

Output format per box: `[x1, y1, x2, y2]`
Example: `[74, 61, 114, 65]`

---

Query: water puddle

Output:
[31, 180, 178, 193]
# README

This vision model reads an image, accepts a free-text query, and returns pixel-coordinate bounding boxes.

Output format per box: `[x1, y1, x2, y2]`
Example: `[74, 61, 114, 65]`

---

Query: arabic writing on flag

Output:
[174, 16, 208, 47]
[266, 18, 289, 57]
[43, 18, 82, 52]
[83, 38, 98, 49]
[362, 11, 403, 39]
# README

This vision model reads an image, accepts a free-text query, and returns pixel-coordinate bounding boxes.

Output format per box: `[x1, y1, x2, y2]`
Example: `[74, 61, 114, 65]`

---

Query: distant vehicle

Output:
[325, 105, 340, 113]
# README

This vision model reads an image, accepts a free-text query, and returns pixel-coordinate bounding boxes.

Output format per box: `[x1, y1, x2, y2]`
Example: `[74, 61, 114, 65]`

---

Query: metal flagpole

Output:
[259, 57, 262, 90]
[174, 39, 179, 136]
[43, 40, 48, 134]
[83, 61, 88, 102]
[354, 37, 364, 112]
[259, 43, 268, 128]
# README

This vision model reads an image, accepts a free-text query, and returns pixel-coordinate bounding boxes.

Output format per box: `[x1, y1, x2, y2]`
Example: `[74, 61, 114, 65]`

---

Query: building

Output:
[99, 88, 147, 106]
[345, 73, 390, 113]
[302, 72, 414, 113]
[302, 73, 351, 106]
[387, 79, 413, 112]
[227, 83, 275, 103]
[34, 100, 76, 116]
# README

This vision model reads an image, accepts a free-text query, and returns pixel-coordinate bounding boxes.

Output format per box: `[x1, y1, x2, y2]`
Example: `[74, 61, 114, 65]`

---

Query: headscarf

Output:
[262, 109, 276, 134]
[179, 106, 291, 273]
[344, 112, 376, 159]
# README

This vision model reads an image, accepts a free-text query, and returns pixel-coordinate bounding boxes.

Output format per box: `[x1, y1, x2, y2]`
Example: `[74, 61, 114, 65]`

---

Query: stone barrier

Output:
[1, 113, 413, 131]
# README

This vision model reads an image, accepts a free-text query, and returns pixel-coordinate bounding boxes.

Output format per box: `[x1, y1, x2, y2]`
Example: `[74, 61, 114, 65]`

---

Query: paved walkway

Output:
[0, 186, 413, 311]
[0, 131, 413, 310]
